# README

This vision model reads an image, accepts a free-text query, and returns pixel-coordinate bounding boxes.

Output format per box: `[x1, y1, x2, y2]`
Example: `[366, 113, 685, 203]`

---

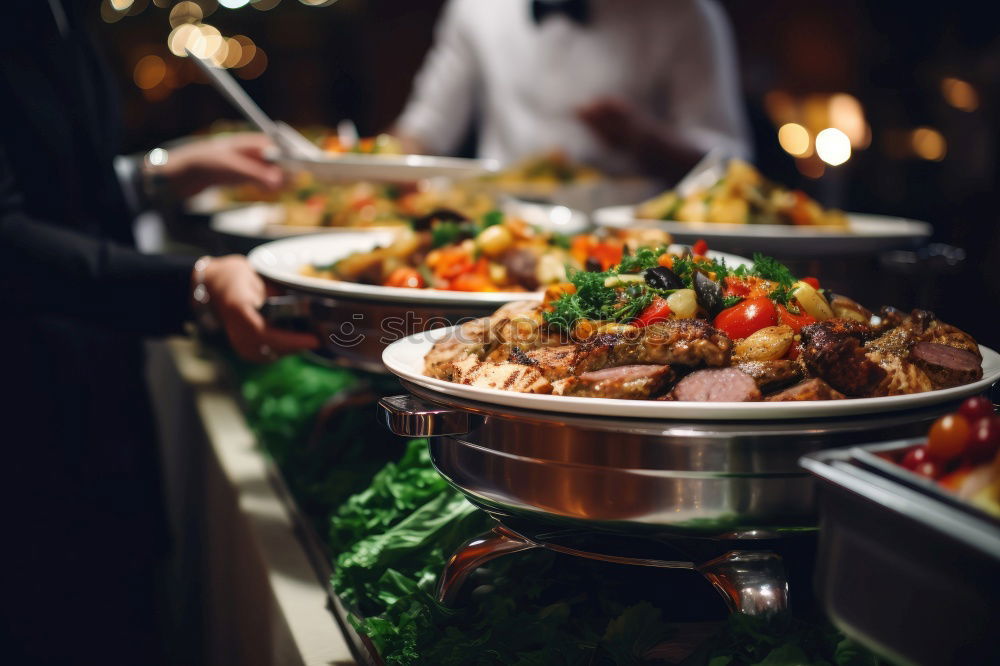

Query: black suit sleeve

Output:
[0, 143, 196, 337]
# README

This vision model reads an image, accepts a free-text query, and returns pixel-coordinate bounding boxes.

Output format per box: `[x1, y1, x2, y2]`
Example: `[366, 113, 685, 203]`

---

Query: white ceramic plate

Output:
[212, 200, 591, 242]
[248, 233, 747, 306]
[382, 327, 1000, 421]
[275, 153, 500, 182]
[594, 207, 932, 255]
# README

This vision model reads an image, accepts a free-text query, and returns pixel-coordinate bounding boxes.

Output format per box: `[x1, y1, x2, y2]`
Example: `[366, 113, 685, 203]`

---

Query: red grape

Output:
[959, 395, 994, 421]
[928, 414, 971, 462]
[901, 445, 929, 470]
[966, 416, 1000, 464]
[913, 460, 943, 479]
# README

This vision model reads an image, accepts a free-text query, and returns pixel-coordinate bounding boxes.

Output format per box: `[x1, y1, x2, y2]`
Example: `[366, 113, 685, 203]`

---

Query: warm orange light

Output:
[911, 127, 947, 161]
[230, 35, 256, 68]
[777, 123, 811, 157]
[941, 77, 979, 112]
[236, 48, 268, 80]
[828, 93, 867, 148]
[133, 55, 166, 90]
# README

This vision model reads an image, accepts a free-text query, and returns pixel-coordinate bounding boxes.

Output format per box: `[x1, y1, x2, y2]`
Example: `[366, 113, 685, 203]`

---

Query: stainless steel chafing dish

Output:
[379, 383, 960, 615]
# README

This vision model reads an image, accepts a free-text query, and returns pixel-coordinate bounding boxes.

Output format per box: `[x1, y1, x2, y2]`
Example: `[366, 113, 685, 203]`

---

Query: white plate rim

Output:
[593, 206, 933, 241]
[275, 153, 500, 181]
[382, 326, 1000, 421]
[248, 232, 748, 306]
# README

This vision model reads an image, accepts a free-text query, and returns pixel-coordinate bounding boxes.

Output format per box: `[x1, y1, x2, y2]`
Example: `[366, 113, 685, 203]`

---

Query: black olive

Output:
[693, 270, 724, 316]
[585, 257, 603, 272]
[644, 266, 684, 290]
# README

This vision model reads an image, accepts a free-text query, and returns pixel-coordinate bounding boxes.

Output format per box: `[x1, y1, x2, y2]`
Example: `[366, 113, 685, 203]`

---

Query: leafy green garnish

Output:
[733, 253, 796, 290]
[551, 232, 572, 250]
[479, 209, 504, 230]
[722, 295, 743, 308]
[431, 221, 464, 248]
[617, 246, 663, 273]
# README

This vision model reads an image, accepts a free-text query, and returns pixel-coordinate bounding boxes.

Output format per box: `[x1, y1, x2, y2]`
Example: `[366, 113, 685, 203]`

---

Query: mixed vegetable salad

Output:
[636, 160, 848, 227]
[888, 395, 1000, 516]
[543, 242, 844, 356]
[303, 210, 673, 293]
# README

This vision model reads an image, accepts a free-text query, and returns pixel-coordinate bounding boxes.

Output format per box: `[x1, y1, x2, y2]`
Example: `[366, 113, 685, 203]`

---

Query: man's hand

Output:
[198, 255, 319, 363]
[156, 133, 285, 199]
[577, 97, 702, 180]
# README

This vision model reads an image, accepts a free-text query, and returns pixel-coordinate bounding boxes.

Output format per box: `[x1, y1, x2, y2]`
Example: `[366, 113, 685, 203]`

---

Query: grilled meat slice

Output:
[606, 319, 732, 367]
[669, 368, 761, 402]
[765, 378, 846, 401]
[736, 360, 804, 392]
[865, 325, 917, 357]
[866, 351, 933, 396]
[917, 324, 981, 358]
[910, 342, 983, 389]
[518, 343, 610, 380]
[425, 316, 490, 380]
[800, 319, 886, 397]
[553, 365, 674, 399]
[450, 354, 552, 393]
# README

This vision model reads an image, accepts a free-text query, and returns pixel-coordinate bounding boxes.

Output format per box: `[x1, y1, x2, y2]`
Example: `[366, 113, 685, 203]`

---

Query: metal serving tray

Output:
[801, 445, 1000, 666]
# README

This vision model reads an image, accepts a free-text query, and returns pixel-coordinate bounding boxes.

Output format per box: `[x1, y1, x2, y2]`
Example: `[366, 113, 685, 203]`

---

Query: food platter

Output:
[382, 327, 1000, 420]
[214, 199, 591, 243]
[274, 153, 500, 183]
[593, 207, 933, 255]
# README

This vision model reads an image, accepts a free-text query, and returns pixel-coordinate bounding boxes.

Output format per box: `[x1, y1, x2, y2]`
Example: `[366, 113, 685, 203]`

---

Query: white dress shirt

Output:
[396, 0, 751, 175]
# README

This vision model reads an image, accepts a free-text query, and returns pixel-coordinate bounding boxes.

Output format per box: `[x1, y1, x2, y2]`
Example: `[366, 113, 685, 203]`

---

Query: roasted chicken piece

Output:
[552, 365, 674, 399]
[866, 351, 934, 396]
[449, 353, 552, 393]
[800, 319, 886, 397]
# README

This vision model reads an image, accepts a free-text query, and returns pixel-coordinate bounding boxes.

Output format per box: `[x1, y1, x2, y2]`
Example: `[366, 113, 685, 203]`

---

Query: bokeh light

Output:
[911, 127, 947, 161]
[777, 123, 810, 157]
[230, 35, 257, 68]
[236, 47, 268, 79]
[815, 128, 851, 166]
[133, 55, 166, 89]
[252, 0, 282, 9]
[941, 77, 979, 112]
[110, 0, 134, 10]
[169, 1, 203, 27]
[828, 93, 867, 148]
[101, 0, 127, 23]
[219, 0, 251, 8]
[167, 23, 200, 56]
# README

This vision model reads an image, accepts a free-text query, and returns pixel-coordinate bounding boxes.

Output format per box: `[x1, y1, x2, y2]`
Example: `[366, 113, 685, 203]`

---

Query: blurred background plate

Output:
[594, 207, 932, 256]
[274, 153, 500, 182]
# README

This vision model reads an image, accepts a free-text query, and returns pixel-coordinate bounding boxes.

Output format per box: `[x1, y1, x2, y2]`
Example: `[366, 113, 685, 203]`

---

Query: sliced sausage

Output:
[669, 368, 761, 402]
[910, 341, 983, 389]
[765, 378, 846, 402]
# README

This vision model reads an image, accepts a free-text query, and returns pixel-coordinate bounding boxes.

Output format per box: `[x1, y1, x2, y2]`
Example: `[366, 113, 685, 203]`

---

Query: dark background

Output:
[91, 0, 1000, 347]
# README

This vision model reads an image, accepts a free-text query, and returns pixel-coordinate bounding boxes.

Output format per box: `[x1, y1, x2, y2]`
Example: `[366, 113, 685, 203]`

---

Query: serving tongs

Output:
[674, 147, 727, 197]
[186, 49, 323, 160]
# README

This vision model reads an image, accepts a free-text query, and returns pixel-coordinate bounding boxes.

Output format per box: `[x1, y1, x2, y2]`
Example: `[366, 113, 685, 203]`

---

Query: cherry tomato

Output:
[959, 395, 994, 421]
[802, 276, 820, 290]
[966, 416, 1000, 464]
[592, 241, 624, 271]
[901, 445, 929, 470]
[784, 341, 802, 361]
[713, 297, 779, 340]
[692, 239, 709, 256]
[383, 267, 425, 289]
[927, 413, 971, 462]
[913, 460, 943, 479]
[634, 297, 672, 327]
[449, 272, 497, 292]
[776, 304, 817, 333]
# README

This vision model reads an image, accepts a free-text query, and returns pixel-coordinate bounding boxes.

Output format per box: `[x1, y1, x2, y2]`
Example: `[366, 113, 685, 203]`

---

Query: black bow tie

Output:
[531, 0, 590, 25]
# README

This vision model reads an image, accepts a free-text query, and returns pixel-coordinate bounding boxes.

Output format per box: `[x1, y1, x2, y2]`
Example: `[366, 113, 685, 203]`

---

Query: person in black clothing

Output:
[0, 2, 318, 663]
